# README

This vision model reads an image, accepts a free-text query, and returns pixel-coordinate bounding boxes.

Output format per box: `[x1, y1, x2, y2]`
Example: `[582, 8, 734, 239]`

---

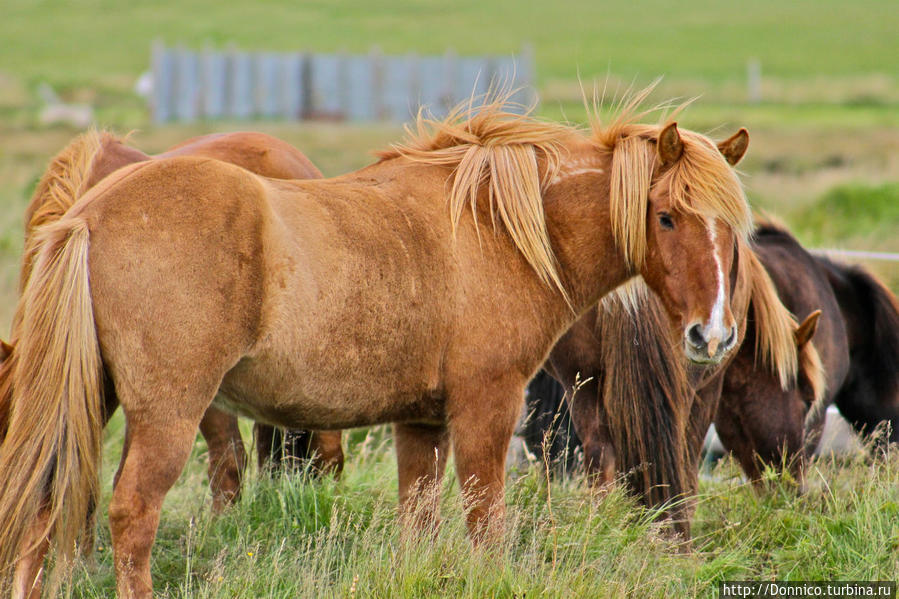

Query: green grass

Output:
[791, 183, 899, 246]
[3, 0, 897, 87]
[2, 0, 898, 131]
[59, 415, 899, 598]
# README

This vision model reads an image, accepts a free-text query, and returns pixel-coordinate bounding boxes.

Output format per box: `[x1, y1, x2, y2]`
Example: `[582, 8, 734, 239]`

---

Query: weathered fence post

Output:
[230, 46, 254, 119]
[151, 40, 173, 123]
[748, 58, 762, 104]
[370, 46, 385, 120]
[202, 45, 228, 119]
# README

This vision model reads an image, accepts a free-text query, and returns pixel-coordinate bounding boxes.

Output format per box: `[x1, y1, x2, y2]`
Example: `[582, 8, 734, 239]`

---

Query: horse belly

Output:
[218, 348, 446, 429]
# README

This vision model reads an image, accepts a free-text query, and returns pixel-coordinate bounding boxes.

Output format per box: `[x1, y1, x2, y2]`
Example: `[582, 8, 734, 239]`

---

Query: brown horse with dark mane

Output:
[716, 223, 899, 474]
[0, 129, 341, 598]
[0, 95, 754, 598]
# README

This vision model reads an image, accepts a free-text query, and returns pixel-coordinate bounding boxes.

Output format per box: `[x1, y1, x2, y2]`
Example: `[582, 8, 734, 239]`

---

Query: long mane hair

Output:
[378, 99, 574, 302]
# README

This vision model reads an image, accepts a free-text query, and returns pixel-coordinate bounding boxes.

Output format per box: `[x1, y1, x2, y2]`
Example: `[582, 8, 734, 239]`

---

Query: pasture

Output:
[0, 0, 897, 596]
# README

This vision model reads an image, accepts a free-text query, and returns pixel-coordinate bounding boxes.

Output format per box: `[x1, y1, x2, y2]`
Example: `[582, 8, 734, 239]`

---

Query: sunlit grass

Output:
[61, 414, 898, 597]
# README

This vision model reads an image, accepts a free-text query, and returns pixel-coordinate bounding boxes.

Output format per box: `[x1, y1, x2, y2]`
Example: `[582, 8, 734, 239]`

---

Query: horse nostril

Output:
[686, 323, 705, 348]
[725, 326, 738, 348]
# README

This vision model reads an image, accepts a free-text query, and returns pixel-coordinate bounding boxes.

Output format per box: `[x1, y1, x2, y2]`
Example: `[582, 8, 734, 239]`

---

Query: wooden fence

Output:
[150, 43, 535, 123]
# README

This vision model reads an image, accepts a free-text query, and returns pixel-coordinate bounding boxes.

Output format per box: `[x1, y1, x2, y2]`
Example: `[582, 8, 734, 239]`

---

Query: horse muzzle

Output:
[684, 322, 738, 364]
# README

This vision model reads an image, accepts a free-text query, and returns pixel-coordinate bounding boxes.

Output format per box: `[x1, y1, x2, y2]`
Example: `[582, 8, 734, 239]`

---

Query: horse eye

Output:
[658, 212, 674, 230]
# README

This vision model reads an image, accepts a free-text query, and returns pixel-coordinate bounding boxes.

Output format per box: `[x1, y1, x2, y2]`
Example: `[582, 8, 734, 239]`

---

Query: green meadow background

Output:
[1, 1, 897, 596]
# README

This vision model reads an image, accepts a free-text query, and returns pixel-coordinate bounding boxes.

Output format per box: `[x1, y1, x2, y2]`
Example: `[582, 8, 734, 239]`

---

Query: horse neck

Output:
[542, 149, 633, 316]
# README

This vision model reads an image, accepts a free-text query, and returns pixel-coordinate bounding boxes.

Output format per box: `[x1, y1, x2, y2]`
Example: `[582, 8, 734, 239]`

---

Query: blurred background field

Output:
[2, 0, 897, 331]
[2, 1, 898, 595]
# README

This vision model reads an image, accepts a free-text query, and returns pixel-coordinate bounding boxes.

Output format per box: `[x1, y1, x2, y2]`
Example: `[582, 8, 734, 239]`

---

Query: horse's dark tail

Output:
[823, 259, 899, 442]
[599, 284, 692, 526]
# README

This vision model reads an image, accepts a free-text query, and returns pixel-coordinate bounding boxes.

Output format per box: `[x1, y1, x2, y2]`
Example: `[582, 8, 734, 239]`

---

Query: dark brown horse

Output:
[814, 252, 899, 444]
[0, 96, 755, 597]
[716, 224, 899, 472]
[713, 223, 847, 481]
[1, 129, 340, 599]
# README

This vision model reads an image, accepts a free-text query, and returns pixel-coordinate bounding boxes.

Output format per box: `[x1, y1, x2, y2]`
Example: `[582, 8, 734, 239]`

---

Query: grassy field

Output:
[2, 1, 898, 596]
[4, 0, 897, 85]
[57, 417, 898, 598]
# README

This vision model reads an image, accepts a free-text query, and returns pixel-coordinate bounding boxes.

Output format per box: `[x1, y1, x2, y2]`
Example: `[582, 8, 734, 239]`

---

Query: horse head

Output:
[623, 124, 750, 364]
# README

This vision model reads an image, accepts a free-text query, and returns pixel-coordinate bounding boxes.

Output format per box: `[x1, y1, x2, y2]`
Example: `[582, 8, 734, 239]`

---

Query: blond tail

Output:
[0, 218, 103, 592]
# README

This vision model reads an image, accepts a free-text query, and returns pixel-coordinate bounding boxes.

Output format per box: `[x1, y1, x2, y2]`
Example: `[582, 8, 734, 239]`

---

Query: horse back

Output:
[162, 132, 324, 180]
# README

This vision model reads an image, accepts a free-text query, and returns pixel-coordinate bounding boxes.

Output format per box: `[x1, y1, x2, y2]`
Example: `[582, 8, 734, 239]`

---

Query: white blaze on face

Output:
[704, 217, 728, 344]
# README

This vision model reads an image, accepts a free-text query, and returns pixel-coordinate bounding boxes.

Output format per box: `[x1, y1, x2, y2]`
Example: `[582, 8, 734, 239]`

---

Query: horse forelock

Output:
[377, 99, 575, 304]
[588, 86, 751, 271]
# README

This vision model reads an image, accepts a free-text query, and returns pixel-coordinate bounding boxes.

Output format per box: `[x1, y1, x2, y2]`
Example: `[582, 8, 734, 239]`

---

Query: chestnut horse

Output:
[1, 130, 340, 598]
[0, 97, 753, 597]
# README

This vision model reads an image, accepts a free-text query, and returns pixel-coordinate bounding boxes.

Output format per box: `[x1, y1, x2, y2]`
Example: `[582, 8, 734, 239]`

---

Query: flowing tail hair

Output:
[0, 217, 104, 590]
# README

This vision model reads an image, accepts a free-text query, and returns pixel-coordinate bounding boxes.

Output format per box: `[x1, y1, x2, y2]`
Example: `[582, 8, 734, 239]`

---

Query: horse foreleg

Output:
[448, 379, 523, 545]
[198, 406, 247, 511]
[568, 377, 617, 488]
[394, 422, 449, 535]
[109, 412, 204, 599]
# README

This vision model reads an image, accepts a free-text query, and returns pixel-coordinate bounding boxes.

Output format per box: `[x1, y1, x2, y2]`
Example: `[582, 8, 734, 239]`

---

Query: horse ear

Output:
[794, 310, 821, 348]
[657, 122, 683, 165]
[0, 339, 12, 360]
[717, 128, 750, 166]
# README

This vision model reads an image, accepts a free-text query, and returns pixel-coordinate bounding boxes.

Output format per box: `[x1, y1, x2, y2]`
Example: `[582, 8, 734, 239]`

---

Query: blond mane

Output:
[742, 245, 804, 392]
[589, 91, 753, 270]
[378, 99, 575, 302]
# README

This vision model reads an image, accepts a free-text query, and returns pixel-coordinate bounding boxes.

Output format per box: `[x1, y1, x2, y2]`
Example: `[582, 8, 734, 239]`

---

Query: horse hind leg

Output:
[198, 406, 247, 511]
[308, 430, 344, 476]
[255, 426, 344, 478]
[108, 397, 212, 599]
